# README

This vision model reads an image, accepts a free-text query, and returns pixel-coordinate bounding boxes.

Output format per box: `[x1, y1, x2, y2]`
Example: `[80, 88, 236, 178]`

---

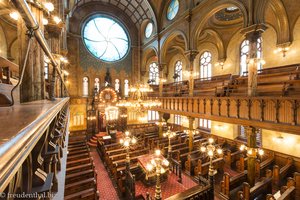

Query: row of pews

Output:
[97, 126, 160, 197]
[150, 64, 300, 97]
[65, 133, 99, 200]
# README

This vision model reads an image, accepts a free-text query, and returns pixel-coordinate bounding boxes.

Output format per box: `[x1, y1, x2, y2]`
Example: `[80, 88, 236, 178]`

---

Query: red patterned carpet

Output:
[135, 172, 198, 199]
[90, 151, 120, 200]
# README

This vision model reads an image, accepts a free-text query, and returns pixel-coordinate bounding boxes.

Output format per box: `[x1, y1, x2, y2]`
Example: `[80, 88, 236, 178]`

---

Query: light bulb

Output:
[240, 144, 246, 151]
[208, 150, 214, 157]
[131, 137, 137, 144]
[208, 138, 214, 144]
[124, 140, 129, 147]
[42, 18, 48, 25]
[146, 163, 153, 171]
[10, 11, 19, 20]
[155, 149, 161, 156]
[217, 148, 223, 154]
[200, 146, 206, 152]
[120, 139, 124, 144]
[258, 149, 264, 156]
[53, 16, 61, 24]
[44, 2, 54, 12]
[125, 131, 129, 136]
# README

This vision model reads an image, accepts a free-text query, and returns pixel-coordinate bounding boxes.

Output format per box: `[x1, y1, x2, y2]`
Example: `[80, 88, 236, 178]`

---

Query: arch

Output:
[257, 0, 290, 45]
[199, 29, 226, 61]
[191, 0, 248, 49]
[0, 24, 7, 58]
[70, 0, 157, 30]
[160, 30, 188, 62]
[142, 46, 158, 71]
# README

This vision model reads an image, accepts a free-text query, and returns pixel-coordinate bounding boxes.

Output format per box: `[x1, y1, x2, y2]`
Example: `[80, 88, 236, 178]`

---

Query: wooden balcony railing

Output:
[0, 98, 69, 196]
[150, 97, 300, 134]
[0, 56, 19, 85]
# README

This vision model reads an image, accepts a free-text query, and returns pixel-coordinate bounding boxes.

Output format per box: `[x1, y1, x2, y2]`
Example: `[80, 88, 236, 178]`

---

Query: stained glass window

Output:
[167, 0, 179, 20]
[240, 38, 262, 75]
[174, 60, 182, 82]
[200, 51, 212, 79]
[149, 62, 159, 85]
[82, 16, 129, 62]
[145, 22, 153, 38]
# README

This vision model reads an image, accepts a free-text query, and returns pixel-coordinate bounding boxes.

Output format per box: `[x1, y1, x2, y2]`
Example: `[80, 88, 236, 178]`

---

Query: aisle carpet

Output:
[90, 151, 120, 200]
[135, 172, 198, 199]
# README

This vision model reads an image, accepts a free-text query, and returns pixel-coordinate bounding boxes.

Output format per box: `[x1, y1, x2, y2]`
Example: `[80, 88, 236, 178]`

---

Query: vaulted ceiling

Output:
[70, 0, 157, 28]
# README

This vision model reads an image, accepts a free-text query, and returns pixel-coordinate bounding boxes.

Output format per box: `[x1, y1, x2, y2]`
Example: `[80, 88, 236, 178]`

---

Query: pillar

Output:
[188, 117, 195, 152]
[18, 4, 45, 103]
[158, 63, 166, 97]
[245, 126, 257, 187]
[46, 19, 64, 100]
[184, 50, 198, 97]
[241, 25, 266, 97]
[158, 111, 164, 138]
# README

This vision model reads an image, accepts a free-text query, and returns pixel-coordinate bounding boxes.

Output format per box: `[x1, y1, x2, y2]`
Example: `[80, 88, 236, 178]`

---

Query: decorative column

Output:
[188, 117, 195, 152]
[18, 4, 45, 102]
[158, 111, 164, 138]
[245, 126, 257, 187]
[46, 23, 63, 100]
[184, 50, 199, 97]
[158, 63, 166, 97]
[241, 25, 266, 96]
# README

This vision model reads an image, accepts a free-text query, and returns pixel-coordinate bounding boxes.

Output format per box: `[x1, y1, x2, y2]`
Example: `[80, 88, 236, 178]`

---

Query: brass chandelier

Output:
[116, 83, 161, 113]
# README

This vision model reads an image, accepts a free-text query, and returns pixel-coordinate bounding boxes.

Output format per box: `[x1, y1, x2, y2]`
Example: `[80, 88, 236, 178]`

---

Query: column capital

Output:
[240, 24, 267, 41]
[184, 50, 199, 62]
[158, 63, 166, 71]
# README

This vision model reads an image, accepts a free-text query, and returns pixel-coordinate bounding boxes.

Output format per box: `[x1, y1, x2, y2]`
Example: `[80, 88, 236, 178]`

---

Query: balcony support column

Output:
[158, 63, 166, 97]
[245, 126, 258, 187]
[241, 25, 266, 97]
[184, 50, 198, 97]
[188, 117, 195, 152]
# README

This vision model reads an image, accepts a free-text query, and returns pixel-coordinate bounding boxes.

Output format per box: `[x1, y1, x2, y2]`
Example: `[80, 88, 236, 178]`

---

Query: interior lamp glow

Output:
[53, 16, 61, 24]
[9, 11, 19, 20]
[44, 2, 54, 12]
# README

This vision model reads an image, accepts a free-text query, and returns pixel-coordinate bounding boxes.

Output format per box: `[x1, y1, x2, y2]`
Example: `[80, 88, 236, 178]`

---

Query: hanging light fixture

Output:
[9, 11, 19, 21]
[44, 2, 54, 12]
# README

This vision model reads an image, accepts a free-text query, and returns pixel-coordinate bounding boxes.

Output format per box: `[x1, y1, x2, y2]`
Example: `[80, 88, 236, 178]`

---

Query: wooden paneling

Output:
[150, 97, 300, 135]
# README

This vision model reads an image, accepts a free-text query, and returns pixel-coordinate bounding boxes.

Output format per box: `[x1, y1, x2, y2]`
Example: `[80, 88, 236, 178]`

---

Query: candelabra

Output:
[146, 150, 169, 200]
[163, 127, 176, 159]
[200, 138, 223, 197]
[239, 144, 264, 157]
[119, 131, 137, 171]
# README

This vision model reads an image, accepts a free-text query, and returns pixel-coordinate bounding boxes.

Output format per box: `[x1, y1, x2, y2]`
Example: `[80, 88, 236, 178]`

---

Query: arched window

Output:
[115, 79, 120, 92]
[240, 38, 262, 75]
[174, 60, 182, 82]
[95, 78, 100, 92]
[149, 62, 159, 85]
[124, 79, 129, 97]
[200, 51, 212, 79]
[83, 77, 89, 96]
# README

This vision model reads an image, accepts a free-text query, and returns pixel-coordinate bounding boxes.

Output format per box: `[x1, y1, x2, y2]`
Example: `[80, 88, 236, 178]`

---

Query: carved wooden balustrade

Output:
[0, 98, 69, 198]
[150, 97, 300, 134]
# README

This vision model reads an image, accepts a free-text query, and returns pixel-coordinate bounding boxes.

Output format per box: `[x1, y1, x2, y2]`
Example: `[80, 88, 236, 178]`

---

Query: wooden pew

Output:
[219, 170, 248, 200]
[273, 157, 293, 188]
[255, 154, 275, 178]
[237, 177, 273, 200]
[185, 151, 204, 175]
[236, 154, 248, 172]
[194, 157, 225, 176]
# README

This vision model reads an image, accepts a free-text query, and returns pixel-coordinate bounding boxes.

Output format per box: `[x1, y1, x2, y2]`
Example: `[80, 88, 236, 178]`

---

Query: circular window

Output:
[167, 0, 179, 20]
[82, 16, 129, 62]
[145, 22, 153, 38]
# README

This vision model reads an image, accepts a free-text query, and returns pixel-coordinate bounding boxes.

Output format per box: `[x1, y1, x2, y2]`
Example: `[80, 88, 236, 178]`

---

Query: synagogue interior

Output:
[0, 0, 300, 199]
